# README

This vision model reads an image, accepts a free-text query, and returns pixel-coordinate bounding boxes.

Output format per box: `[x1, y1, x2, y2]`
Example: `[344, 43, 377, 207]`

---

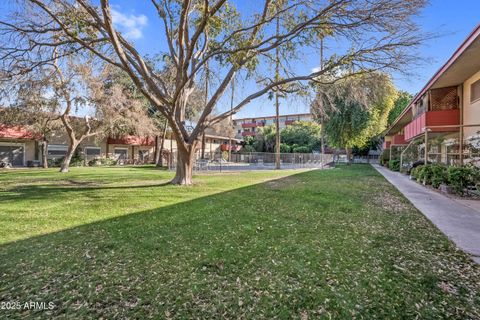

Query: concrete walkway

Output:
[372, 164, 480, 264]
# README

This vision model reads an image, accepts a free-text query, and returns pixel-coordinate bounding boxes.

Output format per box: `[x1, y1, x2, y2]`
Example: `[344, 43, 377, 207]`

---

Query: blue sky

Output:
[393, 1, 479, 97]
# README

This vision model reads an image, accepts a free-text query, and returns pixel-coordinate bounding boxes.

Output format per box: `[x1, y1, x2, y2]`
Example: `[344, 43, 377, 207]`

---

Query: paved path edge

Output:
[372, 164, 480, 264]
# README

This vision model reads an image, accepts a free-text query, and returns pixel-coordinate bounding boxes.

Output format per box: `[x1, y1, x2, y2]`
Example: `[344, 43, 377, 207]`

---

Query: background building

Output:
[383, 24, 480, 167]
[233, 113, 313, 139]
[0, 125, 240, 166]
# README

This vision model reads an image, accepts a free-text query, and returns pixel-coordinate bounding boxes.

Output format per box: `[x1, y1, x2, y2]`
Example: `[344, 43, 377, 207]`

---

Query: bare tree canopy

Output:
[0, 0, 428, 184]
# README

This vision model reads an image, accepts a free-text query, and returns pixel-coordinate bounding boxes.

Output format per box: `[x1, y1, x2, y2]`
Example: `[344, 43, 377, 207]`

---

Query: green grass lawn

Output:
[0, 165, 479, 319]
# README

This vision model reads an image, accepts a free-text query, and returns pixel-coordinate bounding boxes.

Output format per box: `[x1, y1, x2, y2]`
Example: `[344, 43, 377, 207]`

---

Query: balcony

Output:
[242, 122, 265, 128]
[220, 144, 241, 152]
[392, 134, 407, 145]
[242, 131, 256, 137]
[284, 120, 296, 125]
[404, 109, 460, 141]
[383, 134, 407, 149]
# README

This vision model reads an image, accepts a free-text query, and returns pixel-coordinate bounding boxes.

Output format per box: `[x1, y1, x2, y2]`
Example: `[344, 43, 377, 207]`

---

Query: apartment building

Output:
[233, 113, 313, 139]
[383, 24, 480, 167]
[0, 124, 240, 166]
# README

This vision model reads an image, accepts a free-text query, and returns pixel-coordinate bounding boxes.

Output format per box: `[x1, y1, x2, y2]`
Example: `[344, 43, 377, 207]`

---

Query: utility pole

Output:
[319, 37, 326, 156]
[201, 61, 209, 159]
[275, 15, 281, 170]
[228, 77, 235, 162]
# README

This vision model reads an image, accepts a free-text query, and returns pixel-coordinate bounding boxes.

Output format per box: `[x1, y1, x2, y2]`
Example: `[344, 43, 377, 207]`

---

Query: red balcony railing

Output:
[392, 134, 407, 145]
[220, 144, 241, 152]
[241, 122, 265, 128]
[404, 109, 460, 141]
[242, 131, 256, 137]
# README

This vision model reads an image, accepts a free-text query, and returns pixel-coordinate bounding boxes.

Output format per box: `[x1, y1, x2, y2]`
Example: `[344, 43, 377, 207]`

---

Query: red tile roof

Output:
[0, 125, 36, 139]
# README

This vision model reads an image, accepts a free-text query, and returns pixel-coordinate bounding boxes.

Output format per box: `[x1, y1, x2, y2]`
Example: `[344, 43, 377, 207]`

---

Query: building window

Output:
[85, 147, 101, 158]
[138, 150, 149, 161]
[47, 144, 68, 160]
[238, 130, 241, 134]
[114, 148, 128, 160]
[471, 79, 480, 103]
[0, 143, 25, 166]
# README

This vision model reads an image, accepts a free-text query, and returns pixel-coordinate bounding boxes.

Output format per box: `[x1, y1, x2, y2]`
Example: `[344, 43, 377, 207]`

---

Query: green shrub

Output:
[410, 166, 420, 180]
[88, 157, 117, 166]
[430, 164, 447, 188]
[70, 151, 84, 167]
[447, 166, 476, 195]
[242, 145, 256, 153]
[379, 149, 390, 166]
[418, 165, 434, 185]
[292, 146, 310, 153]
[47, 157, 63, 167]
[388, 159, 400, 171]
[279, 143, 291, 153]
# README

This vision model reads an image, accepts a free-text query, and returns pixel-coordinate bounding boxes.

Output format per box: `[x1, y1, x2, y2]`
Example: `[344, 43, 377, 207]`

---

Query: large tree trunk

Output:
[171, 146, 196, 185]
[201, 132, 206, 159]
[345, 147, 352, 166]
[156, 122, 168, 167]
[154, 136, 160, 165]
[60, 143, 78, 173]
[274, 16, 281, 170]
[320, 117, 326, 155]
[41, 139, 48, 169]
[158, 136, 166, 167]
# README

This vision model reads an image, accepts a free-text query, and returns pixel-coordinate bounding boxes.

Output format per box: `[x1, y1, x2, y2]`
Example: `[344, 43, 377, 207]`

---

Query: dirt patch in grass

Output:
[263, 175, 303, 190]
[368, 191, 412, 214]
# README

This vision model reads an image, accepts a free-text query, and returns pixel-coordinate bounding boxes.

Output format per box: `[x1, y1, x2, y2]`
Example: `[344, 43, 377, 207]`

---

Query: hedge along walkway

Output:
[372, 164, 480, 263]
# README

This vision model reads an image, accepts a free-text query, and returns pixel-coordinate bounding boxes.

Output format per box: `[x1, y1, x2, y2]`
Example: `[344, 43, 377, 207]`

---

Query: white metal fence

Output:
[168, 151, 334, 171]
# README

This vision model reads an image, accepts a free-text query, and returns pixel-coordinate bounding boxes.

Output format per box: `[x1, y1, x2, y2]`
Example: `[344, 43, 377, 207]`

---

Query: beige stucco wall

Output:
[25, 140, 36, 163]
[1, 133, 233, 165]
[109, 145, 155, 161]
[49, 133, 107, 153]
[463, 70, 480, 138]
[108, 139, 179, 162]
[165, 138, 179, 153]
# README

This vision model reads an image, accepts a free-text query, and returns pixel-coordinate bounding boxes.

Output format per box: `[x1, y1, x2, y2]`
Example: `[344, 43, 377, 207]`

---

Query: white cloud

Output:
[111, 8, 148, 40]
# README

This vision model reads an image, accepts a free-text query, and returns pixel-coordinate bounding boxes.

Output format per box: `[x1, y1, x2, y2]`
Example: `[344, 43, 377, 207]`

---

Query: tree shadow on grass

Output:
[0, 167, 479, 319]
[99, 165, 168, 170]
[0, 181, 173, 202]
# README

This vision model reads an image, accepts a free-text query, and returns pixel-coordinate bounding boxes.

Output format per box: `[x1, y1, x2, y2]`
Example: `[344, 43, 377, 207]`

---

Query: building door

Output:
[0, 144, 24, 166]
[114, 148, 128, 160]
[138, 150, 148, 162]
